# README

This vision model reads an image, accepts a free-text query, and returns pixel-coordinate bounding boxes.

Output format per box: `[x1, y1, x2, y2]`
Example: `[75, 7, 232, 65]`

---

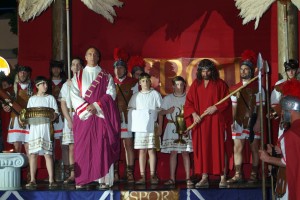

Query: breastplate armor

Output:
[116, 82, 135, 123]
[235, 87, 258, 128]
[11, 88, 30, 118]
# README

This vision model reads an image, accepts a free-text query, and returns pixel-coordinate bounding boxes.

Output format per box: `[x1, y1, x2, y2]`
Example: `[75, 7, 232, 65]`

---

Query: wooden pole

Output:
[277, 1, 299, 80]
[52, 0, 67, 70]
[186, 76, 258, 132]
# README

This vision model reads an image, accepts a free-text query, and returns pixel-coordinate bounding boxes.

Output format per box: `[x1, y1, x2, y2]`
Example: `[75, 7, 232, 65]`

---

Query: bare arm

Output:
[157, 114, 164, 136]
[259, 150, 286, 167]
[61, 100, 73, 129]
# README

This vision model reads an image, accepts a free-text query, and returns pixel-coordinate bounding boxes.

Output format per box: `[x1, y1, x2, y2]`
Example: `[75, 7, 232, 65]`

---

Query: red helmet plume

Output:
[127, 55, 145, 75]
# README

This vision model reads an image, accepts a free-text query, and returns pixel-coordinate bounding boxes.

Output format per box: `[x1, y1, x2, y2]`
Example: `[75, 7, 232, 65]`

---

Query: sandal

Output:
[227, 172, 243, 184]
[25, 182, 37, 189]
[248, 171, 258, 183]
[195, 178, 209, 188]
[63, 177, 75, 185]
[219, 179, 227, 188]
[97, 183, 110, 190]
[49, 182, 58, 189]
[135, 176, 146, 185]
[75, 185, 87, 189]
[164, 179, 175, 186]
[186, 179, 194, 186]
[150, 174, 159, 185]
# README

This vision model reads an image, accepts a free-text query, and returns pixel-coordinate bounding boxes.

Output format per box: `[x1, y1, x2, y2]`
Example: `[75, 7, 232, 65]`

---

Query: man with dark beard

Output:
[2, 66, 33, 153]
[227, 50, 265, 184]
[184, 59, 231, 187]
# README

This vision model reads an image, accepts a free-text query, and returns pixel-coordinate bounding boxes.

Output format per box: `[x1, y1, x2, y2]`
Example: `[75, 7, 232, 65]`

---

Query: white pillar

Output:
[0, 153, 28, 190]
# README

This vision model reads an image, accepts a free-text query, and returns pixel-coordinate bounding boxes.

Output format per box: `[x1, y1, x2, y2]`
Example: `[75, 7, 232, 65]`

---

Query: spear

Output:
[265, 61, 275, 200]
[258, 53, 266, 200]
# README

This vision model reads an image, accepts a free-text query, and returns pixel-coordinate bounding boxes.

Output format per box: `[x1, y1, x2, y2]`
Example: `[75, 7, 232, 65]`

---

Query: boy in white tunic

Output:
[128, 73, 162, 184]
[25, 76, 59, 189]
[158, 76, 193, 186]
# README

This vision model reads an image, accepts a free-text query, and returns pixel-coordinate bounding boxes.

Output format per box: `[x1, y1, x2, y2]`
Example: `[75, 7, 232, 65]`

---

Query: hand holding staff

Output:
[185, 75, 259, 132]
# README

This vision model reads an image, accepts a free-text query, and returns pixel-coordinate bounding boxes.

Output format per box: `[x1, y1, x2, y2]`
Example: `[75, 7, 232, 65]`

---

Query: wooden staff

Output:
[185, 75, 258, 132]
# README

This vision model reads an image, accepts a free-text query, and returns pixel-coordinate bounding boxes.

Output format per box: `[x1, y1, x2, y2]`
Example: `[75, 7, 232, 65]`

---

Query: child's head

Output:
[138, 72, 151, 91]
[172, 76, 186, 94]
[34, 76, 48, 93]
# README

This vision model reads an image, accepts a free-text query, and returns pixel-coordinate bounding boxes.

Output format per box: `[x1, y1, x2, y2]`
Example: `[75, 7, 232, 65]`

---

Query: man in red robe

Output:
[184, 59, 232, 188]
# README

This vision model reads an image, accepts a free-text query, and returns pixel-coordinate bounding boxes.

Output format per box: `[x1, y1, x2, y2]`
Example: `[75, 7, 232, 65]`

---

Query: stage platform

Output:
[0, 180, 272, 200]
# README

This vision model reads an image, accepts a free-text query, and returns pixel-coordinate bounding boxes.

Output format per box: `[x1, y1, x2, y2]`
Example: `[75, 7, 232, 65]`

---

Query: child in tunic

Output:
[25, 76, 59, 188]
[158, 76, 193, 186]
[128, 73, 162, 184]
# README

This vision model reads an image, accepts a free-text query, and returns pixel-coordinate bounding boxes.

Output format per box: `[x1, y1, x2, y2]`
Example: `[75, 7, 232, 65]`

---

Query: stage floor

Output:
[0, 179, 272, 200]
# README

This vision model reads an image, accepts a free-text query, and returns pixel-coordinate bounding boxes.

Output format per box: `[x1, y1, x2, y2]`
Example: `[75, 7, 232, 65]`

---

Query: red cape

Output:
[184, 79, 232, 175]
[285, 119, 300, 200]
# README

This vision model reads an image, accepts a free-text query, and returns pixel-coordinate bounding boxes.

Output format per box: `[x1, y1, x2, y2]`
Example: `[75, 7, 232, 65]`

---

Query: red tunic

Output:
[184, 79, 231, 175]
[285, 119, 300, 200]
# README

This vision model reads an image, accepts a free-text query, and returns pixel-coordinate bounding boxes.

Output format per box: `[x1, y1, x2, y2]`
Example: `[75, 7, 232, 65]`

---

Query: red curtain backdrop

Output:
[17, 0, 297, 180]
[18, 0, 280, 85]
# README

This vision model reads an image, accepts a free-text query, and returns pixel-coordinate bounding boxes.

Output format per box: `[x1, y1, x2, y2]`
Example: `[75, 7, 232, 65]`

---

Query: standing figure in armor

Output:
[48, 60, 68, 179]
[60, 58, 83, 184]
[260, 79, 300, 200]
[270, 59, 298, 138]
[2, 66, 33, 154]
[0, 77, 13, 152]
[113, 48, 138, 183]
[227, 50, 265, 184]
[158, 76, 193, 187]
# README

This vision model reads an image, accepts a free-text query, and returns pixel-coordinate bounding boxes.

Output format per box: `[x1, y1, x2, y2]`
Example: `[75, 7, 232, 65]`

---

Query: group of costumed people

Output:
[0, 47, 299, 199]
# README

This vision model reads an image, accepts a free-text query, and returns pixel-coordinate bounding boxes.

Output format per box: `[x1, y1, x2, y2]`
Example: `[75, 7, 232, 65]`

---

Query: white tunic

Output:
[59, 82, 74, 145]
[71, 66, 116, 120]
[160, 94, 193, 153]
[128, 89, 162, 149]
[271, 79, 285, 107]
[27, 95, 59, 155]
[52, 80, 64, 139]
[270, 79, 285, 145]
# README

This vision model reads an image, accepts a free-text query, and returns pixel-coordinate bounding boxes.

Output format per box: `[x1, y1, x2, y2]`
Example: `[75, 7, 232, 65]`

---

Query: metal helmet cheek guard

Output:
[280, 96, 300, 112]
[280, 96, 300, 130]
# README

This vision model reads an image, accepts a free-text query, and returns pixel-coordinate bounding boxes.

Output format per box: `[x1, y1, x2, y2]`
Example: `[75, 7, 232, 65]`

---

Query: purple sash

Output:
[73, 69, 120, 185]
